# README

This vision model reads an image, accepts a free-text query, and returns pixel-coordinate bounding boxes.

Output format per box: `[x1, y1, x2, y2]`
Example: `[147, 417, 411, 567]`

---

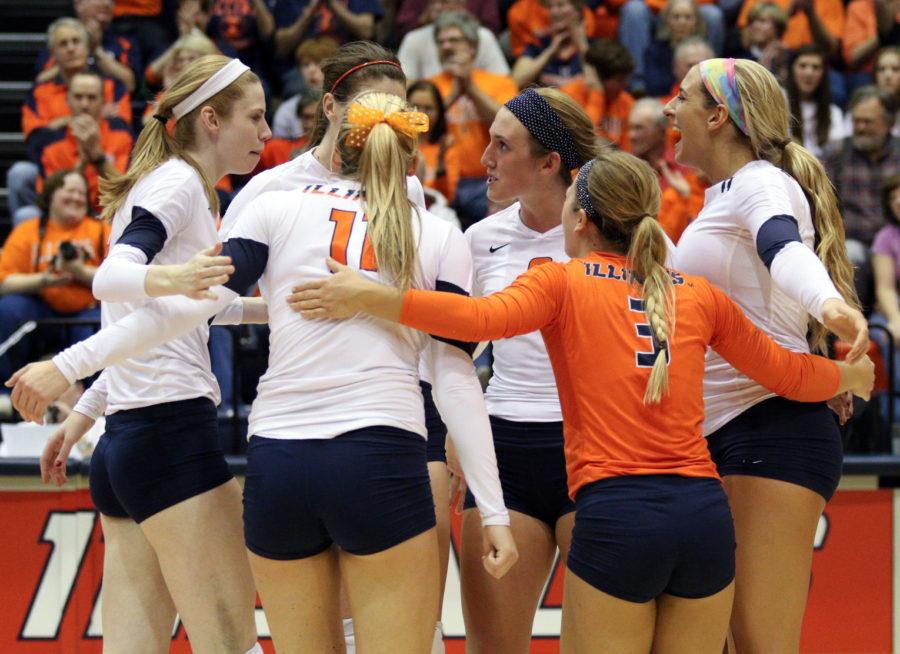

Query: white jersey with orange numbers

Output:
[466, 202, 565, 422]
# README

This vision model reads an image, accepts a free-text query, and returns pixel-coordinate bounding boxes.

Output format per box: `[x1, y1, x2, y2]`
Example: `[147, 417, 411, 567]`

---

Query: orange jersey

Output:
[507, 0, 599, 58]
[738, 0, 844, 49]
[560, 79, 634, 149]
[36, 118, 134, 212]
[22, 75, 132, 141]
[400, 251, 841, 497]
[0, 216, 111, 314]
[430, 70, 518, 179]
[417, 138, 463, 203]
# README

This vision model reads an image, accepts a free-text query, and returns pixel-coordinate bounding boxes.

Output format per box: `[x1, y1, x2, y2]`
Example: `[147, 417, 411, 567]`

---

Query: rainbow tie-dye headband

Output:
[698, 58, 748, 136]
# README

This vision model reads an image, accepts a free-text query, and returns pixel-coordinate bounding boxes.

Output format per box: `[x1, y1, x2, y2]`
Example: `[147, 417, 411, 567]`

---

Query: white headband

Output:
[172, 59, 250, 120]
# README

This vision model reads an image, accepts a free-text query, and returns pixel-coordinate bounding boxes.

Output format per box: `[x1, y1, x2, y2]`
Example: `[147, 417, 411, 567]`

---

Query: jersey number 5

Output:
[628, 296, 670, 368]
[329, 209, 377, 271]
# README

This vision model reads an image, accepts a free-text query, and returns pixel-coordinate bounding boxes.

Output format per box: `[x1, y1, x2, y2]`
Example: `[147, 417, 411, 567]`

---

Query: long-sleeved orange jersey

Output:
[400, 251, 841, 497]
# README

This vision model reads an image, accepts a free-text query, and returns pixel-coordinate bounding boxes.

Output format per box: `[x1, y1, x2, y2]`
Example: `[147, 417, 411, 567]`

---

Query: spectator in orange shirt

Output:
[408, 80, 462, 204]
[12, 18, 131, 227]
[618, 0, 724, 94]
[512, 0, 591, 89]
[507, 0, 599, 59]
[627, 97, 704, 239]
[843, 0, 900, 96]
[0, 169, 109, 401]
[430, 11, 518, 227]
[34, 72, 134, 216]
[22, 18, 132, 139]
[561, 38, 635, 148]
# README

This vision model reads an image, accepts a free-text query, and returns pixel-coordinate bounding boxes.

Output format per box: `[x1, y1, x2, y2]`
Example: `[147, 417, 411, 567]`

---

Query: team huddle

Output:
[4, 41, 876, 654]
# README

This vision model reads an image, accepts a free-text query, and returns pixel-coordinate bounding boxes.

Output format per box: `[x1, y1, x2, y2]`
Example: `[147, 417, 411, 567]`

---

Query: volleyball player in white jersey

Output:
[455, 87, 598, 653]
[664, 58, 867, 652]
[19, 55, 270, 654]
[10, 91, 517, 654]
[220, 42, 454, 653]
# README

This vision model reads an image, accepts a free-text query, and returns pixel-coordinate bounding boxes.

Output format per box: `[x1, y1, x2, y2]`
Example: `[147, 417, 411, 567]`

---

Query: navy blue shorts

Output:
[89, 397, 232, 524]
[706, 397, 843, 501]
[243, 426, 437, 560]
[421, 381, 447, 464]
[567, 475, 735, 603]
[464, 416, 573, 529]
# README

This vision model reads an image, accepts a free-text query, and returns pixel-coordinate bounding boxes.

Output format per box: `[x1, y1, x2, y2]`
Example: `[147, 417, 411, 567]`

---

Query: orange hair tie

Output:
[345, 103, 429, 149]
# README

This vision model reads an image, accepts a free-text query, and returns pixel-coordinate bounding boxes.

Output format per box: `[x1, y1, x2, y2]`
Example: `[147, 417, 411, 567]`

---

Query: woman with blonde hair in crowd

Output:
[9, 89, 517, 654]
[286, 147, 874, 653]
[13, 54, 271, 653]
[664, 57, 868, 651]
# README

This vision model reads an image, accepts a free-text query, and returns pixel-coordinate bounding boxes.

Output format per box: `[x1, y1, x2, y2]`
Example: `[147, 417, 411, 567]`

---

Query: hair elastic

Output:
[152, 113, 168, 124]
[329, 60, 403, 96]
[172, 58, 250, 120]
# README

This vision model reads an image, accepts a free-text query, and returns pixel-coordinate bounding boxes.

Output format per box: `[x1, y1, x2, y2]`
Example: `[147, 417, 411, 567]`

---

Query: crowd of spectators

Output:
[1, 0, 899, 426]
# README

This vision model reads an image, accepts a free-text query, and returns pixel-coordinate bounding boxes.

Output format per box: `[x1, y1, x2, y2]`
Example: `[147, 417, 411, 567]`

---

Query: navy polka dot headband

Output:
[576, 159, 601, 223]
[504, 89, 584, 170]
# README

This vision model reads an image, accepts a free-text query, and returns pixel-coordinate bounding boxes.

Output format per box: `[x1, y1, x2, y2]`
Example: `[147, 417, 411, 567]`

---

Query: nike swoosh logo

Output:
[489, 243, 510, 253]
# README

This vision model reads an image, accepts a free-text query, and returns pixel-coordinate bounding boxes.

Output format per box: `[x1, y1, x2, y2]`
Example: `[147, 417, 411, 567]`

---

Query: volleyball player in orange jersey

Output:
[288, 148, 874, 653]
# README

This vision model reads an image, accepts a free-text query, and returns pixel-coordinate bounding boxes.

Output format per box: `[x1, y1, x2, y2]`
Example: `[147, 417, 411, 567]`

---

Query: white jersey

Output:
[96, 158, 220, 413]
[219, 148, 427, 239]
[229, 186, 463, 440]
[674, 160, 842, 435]
[466, 203, 563, 422]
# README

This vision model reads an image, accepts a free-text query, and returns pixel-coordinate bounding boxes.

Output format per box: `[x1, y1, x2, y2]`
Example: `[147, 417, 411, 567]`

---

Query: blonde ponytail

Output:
[583, 149, 673, 403]
[99, 55, 259, 222]
[338, 92, 420, 289]
[629, 216, 674, 403]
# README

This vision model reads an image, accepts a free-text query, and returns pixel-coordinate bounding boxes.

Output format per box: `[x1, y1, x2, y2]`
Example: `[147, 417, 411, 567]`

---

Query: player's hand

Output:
[836, 355, 875, 401]
[40, 411, 94, 486]
[481, 525, 518, 579]
[822, 298, 868, 363]
[446, 436, 467, 513]
[154, 243, 234, 300]
[5, 360, 71, 424]
[287, 257, 371, 319]
[826, 391, 853, 425]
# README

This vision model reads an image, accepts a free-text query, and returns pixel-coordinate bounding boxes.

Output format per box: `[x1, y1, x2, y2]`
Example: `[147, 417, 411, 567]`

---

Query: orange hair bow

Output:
[345, 103, 429, 148]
